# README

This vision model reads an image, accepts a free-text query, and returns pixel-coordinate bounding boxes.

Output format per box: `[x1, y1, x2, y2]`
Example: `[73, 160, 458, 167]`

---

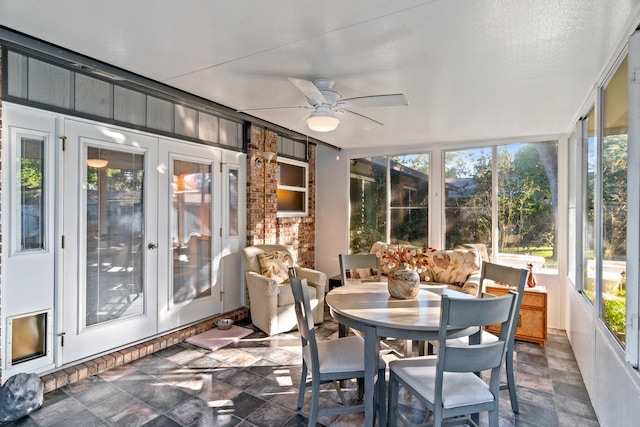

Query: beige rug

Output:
[186, 325, 253, 351]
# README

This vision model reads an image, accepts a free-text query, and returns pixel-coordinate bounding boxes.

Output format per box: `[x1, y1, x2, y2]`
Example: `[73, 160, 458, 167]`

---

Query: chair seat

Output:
[315, 335, 384, 374]
[278, 281, 317, 307]
[391, 356, 495, 409]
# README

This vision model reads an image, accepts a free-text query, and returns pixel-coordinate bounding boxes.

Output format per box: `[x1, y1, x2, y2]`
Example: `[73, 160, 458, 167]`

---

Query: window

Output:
[277, 157, 308, 217]
[444, 147, 492, 251]
[583, 107, 597, 303]
[601, 56, 628, 345]
[15, 134, 46, 252]
[445, 141, 558, 271]
[348, 154, 430, 253]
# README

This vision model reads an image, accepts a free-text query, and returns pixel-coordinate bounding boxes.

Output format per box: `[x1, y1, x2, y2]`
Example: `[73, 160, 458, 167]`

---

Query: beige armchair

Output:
[242, 244, 326, 336]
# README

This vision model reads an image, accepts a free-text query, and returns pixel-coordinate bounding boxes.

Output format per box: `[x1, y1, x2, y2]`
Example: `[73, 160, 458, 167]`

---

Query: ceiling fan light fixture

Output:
[306, 109, 340, 132]
[86, 158, 108, 168]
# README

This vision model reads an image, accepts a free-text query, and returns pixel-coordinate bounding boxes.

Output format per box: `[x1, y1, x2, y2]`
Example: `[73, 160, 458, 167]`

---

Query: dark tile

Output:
[245, 401, 296, 427]
[48, 409, 104, 427]
[2, 416, 42, 427]
[557, 411, 600, 427]
[244, 376, 292, 402]
[190, 412, 243, 427]
[512, 400, 559, 426]
[555, 393, 598, 420]
[549, 368, 585, 388]
[512, 386, 556, 411]
[553, 381, 591, 402]
[111, 369, 157, 392]
[209, 391, 267, 419]
[88, 391, 142, 420]
[28, 394, 86, 426]
[107, 402, 160, 427]
[141, 414, 182, 427]
[62, 375, 122, 406]
[225, 369, 265, 390]
[165, 396, 209, 426]
[129, 382, 194, 412]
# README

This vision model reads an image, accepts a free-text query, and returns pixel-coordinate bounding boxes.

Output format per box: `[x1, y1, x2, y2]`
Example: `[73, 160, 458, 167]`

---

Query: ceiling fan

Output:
[239, 77, 408, 132]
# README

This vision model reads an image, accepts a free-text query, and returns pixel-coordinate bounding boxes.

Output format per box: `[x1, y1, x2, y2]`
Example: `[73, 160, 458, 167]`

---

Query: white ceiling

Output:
[1, 0, 639, 149]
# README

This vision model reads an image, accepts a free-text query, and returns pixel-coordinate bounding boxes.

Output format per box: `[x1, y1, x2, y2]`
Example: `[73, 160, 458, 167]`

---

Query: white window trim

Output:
[276, 157, 308, 218]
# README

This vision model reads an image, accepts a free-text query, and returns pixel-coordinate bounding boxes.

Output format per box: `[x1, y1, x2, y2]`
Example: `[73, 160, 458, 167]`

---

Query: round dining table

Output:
[325, 282, 477, 427]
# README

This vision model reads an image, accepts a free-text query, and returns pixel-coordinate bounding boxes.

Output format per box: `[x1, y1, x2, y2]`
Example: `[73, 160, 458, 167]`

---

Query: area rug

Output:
[186, 325, 253, 351]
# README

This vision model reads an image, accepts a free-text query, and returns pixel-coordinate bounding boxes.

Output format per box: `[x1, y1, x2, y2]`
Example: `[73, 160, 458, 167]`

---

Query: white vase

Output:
[388, 263, 420, 299]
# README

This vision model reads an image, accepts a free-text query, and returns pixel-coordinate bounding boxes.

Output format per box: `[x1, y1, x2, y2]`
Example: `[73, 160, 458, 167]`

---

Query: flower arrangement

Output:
[378, 244, 436, 280]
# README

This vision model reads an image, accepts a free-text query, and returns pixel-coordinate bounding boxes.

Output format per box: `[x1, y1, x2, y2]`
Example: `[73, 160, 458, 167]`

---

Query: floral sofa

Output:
[368, 242, 482, 296]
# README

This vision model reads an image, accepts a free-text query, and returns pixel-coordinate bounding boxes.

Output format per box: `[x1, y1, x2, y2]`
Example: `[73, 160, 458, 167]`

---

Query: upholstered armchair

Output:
[242, 244, 326, 336]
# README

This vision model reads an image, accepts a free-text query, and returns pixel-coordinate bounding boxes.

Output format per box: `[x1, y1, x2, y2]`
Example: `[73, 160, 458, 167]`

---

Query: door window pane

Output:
[390, 154, 429, 246]
[444, 148, 492, 250]
[17, 136, 45, 251]
[228, 168, 239, 236]
[602, 57, 628, 345]
[86, 148, 144, 326]
[349, 157, 387, 253]
[172, 160, 212, 304]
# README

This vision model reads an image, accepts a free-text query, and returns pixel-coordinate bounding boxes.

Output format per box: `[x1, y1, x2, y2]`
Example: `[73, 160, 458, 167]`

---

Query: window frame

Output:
[276, 156, 308, 218]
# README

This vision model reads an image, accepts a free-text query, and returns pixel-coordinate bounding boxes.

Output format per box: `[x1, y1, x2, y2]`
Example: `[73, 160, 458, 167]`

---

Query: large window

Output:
[349, 154, 429, 253]
[601, 56, 628, 345]
[445, 141, 558, 270]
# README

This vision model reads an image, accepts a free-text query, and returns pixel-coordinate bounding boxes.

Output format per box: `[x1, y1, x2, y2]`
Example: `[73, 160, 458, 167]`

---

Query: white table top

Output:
[325, 282, 473, 332]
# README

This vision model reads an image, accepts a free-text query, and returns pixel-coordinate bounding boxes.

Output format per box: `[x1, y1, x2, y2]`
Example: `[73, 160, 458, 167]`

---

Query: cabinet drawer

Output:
[522, 292, 546, 308]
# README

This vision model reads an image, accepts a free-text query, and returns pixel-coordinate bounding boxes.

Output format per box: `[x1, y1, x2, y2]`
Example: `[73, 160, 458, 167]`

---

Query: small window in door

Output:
[15, 134, 46, 252]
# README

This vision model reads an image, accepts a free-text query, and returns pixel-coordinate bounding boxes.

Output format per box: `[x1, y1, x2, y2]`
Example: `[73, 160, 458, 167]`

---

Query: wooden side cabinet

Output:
[485, 284, 548, 346]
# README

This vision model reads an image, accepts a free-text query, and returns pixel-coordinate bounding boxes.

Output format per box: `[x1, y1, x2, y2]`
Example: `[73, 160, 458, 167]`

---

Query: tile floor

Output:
[4, 308, 599, 427]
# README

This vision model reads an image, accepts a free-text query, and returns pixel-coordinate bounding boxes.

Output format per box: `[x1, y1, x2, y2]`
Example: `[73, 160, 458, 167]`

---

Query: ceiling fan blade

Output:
[339, 94, 408, 109]
[341, 109, 384, 131]
[237, 105, 312, 113]
[287, 77, 327, 105]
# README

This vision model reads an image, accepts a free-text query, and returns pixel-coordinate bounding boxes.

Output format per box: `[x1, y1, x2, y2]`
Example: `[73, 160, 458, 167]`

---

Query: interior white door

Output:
[157, 139, 222, 332]
[220, 152, 247, 312]
[61, 119, 158, 363]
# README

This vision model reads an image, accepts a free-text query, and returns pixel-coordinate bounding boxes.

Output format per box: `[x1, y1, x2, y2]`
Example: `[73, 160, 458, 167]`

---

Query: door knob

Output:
[148, 243, 158, 250]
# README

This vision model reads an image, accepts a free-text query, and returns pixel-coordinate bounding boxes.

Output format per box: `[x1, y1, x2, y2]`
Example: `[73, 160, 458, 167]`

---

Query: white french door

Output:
[157, 139, 222, 331]
[61, 120, 158, 363]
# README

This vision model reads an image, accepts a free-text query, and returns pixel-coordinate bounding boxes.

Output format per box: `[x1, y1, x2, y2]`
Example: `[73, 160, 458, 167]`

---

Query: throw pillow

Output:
[257, 250, 294, 284]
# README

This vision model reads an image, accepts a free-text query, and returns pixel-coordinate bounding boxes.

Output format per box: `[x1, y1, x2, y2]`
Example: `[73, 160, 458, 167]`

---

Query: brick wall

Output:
[246, 125, 316, 268]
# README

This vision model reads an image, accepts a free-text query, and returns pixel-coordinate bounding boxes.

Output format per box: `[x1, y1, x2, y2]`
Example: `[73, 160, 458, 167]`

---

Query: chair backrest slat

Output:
[339, 253, 381, 284]
[289, 275, 319, 371]
[438, 292, 517, 375]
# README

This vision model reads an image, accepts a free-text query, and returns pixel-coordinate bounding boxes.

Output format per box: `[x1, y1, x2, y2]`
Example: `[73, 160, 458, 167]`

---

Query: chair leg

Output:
[388, 372, 398, 427]
[377, 367, 387, 426]
[357, 377, 364, 400]
[488, 408, 499, 427]
[505, 347, 519, 412]
[309, 378, 320, 427]
[298, 363, 308, 410]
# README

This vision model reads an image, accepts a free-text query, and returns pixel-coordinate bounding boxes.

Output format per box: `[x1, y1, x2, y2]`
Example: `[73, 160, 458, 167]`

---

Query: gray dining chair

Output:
[338, 253, 381, 285]
[337, 254, 381, 337]
[449, 261, 529, 413]
[387, 291, 518, 427]
[289, 275, 387, 426]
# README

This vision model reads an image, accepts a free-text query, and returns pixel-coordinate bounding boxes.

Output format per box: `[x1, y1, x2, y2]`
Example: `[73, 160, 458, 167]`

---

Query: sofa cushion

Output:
[257, 250, 294, 284]
[427, 249, 480, 286]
